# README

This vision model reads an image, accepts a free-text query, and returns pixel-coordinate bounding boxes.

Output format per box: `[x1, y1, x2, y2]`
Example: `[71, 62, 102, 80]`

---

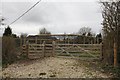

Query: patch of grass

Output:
[79, 59, 120, 78]
[101, 65, 120, 78]
[18, 54, 28, 60]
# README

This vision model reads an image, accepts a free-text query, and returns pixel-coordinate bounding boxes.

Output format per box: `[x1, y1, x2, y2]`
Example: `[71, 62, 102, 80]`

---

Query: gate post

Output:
[52, 41, 55, 57]
[43, 41, 45, 57]
[114, 42, 118, 67]
[83, 36, 85, 44]
[20, 37, 22, 48]
[100, 42, 103, 60]
[35, 36, 37, 44]
[26, 40, 29, 58]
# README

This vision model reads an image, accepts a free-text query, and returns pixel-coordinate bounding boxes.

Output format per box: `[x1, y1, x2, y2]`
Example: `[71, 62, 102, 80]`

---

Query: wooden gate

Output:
[22, 41, 102, 59]
[22, 41, 55, 59]
[55, 44, 102, 60]
[21, 34, 103, 59]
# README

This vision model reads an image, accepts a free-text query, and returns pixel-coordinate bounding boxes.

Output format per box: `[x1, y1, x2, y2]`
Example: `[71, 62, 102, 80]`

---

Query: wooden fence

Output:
[22, 41, 102, 59]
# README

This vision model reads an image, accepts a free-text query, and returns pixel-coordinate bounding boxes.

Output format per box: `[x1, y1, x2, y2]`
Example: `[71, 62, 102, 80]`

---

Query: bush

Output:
[2, 36, 17, 67]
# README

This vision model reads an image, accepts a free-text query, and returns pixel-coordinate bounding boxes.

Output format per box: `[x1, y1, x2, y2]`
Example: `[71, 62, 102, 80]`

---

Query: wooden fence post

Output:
[97, 37, 99, 44]
[52, 41, 55, 57]
[114, 42, 117, 67]
[20, 38, 22, 48]
[23, 37, 26, 45]
[83, 36, 85, 44]
[35, 36, 37, 44]
[94, 37, 96, 44]
[43, 41, 45, 57]
[100, 42, 103, 60]
[26, 40, 29, 58]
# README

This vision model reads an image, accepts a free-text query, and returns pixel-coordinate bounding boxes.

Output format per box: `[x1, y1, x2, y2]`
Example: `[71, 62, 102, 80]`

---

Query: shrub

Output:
[2, 36, 17, 67]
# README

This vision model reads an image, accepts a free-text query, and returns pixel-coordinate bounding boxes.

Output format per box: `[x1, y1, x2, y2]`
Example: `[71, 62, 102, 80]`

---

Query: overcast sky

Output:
[0, 0, 103, 36]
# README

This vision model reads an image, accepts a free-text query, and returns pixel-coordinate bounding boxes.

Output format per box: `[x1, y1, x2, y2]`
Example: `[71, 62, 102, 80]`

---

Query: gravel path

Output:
[2, 57, 112, 78]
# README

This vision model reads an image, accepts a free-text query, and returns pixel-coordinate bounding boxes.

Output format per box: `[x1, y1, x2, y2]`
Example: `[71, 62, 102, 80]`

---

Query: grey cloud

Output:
[1, 1, 102, 36]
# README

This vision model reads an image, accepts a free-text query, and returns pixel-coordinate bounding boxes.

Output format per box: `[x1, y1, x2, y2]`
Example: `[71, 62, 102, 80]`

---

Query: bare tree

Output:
[20, 33, 28, 38]
[78, 27, 92, 35]
[78, 27, 96, 37]
[39, 28, 51, 34]
[101, 0, 120, 67]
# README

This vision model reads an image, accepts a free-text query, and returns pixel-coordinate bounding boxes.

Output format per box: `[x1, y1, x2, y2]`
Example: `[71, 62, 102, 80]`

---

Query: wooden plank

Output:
[29, 47, 43, 50]
[57, 44, 101, 46]
[28, 51, 43, 53]
[56, 44, 101, 46]
[28, 53, 43, 56]
[55, 50, 100, 53]
[29, 44, 43, 46]
[45, 44, 53, 46]
[45, 47, 53, 49]
[57, 47, 101, 50]
[29, 45, 40, 50]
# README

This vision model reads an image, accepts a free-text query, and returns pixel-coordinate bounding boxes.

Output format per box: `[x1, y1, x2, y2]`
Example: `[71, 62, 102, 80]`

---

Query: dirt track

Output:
[2, 57, 112, 78]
